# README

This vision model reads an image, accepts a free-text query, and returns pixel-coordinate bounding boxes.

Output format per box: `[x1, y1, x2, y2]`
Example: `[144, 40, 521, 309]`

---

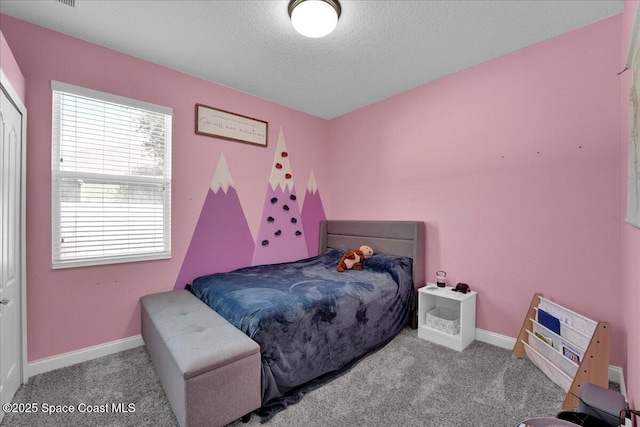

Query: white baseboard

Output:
[474, 328, 627, 397]
[475, 327, 516, 349]
[26, 335, 144, 379]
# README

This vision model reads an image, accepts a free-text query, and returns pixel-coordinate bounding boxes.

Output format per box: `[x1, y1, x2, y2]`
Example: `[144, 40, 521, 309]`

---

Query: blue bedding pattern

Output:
[190, 249, 413, 417]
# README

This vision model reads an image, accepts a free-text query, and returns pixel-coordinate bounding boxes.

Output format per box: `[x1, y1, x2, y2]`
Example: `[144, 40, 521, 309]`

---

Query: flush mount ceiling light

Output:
[288, 0, 341, 38]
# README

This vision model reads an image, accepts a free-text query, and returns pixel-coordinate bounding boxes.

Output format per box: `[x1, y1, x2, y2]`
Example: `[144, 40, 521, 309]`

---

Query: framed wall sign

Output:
[625, 6, 640, 229]
[195, 103, 268, 147]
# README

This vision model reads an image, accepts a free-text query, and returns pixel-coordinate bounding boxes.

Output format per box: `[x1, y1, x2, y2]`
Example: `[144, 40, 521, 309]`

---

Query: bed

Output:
[189, 220, 425, 418]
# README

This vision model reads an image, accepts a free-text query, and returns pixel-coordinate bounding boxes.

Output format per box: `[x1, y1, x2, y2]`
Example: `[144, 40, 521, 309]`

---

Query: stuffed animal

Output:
[336, 245, 374, 272]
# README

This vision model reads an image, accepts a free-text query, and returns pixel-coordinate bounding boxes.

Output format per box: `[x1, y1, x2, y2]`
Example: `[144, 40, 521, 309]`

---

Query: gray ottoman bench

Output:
[141, 290, 261, 427]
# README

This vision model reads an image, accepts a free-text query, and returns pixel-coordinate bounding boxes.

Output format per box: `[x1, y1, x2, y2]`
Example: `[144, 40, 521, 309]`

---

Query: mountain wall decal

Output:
[174, 154, 254, 288]
[301, 170, 326, 257]
[252, 128, 308, 266]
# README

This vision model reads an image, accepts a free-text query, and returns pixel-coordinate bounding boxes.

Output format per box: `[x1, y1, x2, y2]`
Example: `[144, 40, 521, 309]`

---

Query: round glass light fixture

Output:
[288, 0, 341, 38]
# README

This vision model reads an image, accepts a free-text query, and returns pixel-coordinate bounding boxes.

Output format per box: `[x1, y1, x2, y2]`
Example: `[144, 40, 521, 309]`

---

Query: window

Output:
[51, 81, 172, 268]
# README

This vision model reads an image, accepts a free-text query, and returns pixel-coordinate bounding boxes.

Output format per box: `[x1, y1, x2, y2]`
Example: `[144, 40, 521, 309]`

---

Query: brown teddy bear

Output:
[336, 245, 374, 272]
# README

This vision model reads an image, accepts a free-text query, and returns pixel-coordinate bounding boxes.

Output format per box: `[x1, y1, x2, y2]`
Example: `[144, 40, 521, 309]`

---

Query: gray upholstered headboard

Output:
[318, 220, 426, 289]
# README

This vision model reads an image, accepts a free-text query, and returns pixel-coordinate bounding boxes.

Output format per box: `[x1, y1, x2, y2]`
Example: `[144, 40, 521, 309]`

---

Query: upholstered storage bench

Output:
[140, 290, 261, 427]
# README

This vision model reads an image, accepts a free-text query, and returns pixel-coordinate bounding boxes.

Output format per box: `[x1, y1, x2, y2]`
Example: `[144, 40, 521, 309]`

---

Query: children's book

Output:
[537, 308, 561, 335]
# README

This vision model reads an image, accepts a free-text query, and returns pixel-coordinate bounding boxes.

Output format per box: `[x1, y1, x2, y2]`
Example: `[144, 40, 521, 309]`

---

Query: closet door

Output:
[0, 87, 23, 421]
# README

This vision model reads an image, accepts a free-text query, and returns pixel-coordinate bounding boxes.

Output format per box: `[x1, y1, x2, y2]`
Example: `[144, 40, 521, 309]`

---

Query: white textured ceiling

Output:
[0, 0, 624, 119]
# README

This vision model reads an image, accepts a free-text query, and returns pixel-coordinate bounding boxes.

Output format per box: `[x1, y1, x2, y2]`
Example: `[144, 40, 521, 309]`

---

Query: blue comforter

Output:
[190, 249, 413, 417]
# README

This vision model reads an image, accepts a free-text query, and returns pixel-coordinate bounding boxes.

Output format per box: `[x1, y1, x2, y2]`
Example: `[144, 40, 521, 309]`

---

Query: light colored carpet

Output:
[0, 344, 175, 427]
[2, 328, 566, 427]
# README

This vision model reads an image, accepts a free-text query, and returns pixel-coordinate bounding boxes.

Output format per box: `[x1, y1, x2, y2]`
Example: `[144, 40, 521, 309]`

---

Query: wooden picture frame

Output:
[195, 103, 268, 147]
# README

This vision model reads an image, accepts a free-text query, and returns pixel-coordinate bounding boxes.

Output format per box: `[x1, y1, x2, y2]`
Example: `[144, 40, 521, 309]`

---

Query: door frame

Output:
[0, 69, 28, 384]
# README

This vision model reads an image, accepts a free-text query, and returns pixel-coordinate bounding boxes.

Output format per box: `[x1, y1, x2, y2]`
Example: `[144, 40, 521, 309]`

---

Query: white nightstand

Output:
[417, 283, 477, 351]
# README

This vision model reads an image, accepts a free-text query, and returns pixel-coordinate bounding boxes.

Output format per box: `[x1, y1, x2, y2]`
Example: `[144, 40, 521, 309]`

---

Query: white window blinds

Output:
[51, 81, 172, 268]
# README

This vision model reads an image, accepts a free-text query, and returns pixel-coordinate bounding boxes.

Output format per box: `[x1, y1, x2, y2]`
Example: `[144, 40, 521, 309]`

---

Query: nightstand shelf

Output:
[417, 283, 477, 351]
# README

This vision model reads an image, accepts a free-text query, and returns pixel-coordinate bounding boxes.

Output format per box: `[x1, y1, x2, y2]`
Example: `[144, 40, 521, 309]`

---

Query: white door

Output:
[0, 87, 23, 423]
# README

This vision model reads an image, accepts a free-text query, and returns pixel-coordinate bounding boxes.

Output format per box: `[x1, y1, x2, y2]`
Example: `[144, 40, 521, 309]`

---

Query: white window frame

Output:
[51, 81, 172, 269]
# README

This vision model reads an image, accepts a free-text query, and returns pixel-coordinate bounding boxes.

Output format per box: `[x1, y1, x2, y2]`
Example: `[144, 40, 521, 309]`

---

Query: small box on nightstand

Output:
[425, 307, 460, 335]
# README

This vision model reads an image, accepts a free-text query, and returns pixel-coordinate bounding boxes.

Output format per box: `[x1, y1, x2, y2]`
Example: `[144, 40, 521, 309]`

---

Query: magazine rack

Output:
[512, 293, 610, 410]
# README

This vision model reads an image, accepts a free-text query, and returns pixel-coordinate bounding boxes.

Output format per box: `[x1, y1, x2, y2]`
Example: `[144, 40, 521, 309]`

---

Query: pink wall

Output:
[0, 15, 330, 362]
[621, 0, 640, 411]
[327, 17, 625, 365]
[0, 30, 25, 102]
